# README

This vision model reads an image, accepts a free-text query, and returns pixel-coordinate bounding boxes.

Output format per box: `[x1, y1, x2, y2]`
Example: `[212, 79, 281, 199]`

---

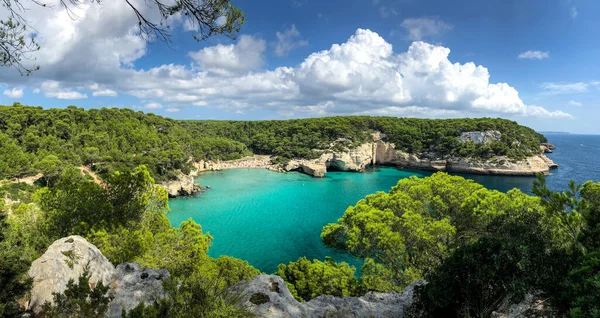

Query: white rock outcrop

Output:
[230, 275, 423, 318]
[459, 130, 502, 144]
[27, 236, 116, 314]
[161, 171, 199, 197]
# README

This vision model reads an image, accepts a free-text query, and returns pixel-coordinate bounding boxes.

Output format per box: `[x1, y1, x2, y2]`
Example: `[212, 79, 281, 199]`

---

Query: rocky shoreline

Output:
[163, 131, 558, 196]
[264, 131, 558, 178]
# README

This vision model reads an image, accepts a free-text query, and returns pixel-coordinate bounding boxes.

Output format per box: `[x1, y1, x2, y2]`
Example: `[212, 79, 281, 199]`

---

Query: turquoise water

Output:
[168, 135, 600, 274]
[168, 167, 426, 273]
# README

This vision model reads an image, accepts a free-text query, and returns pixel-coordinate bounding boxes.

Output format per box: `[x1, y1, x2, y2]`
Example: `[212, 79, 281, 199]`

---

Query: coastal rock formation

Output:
[161, 171, 200, 198]
[540, 143, 556, 153]
[230, 275, 422, 318]
[108, 263, 170, 318]
[27, 236, 169, 317]
[300, 162, 327, 178]
[319, 143, 374, 172]
[195, 132, 557, 178]
[459, 130, 502, 144]
[283, 160, 327, 177]
[27, 236, 116, 314]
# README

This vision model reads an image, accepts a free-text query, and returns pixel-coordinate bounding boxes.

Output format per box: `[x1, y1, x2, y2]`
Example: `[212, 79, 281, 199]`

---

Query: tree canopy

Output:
[1, 0, 244, 75]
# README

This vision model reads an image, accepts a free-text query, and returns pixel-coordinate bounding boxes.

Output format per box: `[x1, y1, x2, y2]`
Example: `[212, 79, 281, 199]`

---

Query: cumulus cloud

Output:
[0, 7, 569, 121]
[400, 17, 453, 40]
[189, 35, 266, 76]
[3, 88, 24, 98]
[115, 29, 568, 119]
[518, 50, 550, 60]
[274, 25, 308, 57]
[40, 81, 87, 99]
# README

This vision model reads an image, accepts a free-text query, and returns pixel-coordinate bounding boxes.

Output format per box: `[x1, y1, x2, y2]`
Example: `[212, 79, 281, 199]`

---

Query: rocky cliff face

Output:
[229, 275, 422, 318]
[275, 131, 557, 178]
[27, 236, 169, 317]
[459, 130, 502, 144]
[160, 171, 200, 198]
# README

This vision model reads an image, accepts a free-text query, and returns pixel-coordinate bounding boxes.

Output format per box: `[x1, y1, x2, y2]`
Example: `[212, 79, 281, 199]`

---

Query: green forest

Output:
[1, 103, 546, 183]
[3, 104, 597, 317]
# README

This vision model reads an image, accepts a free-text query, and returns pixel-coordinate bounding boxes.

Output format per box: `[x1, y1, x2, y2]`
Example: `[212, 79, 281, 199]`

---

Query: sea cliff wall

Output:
[169, 131, 557, 186]
[270, 131, 558, 178]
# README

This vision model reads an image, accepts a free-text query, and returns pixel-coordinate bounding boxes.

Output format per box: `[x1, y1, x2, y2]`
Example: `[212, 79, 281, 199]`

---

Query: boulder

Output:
[27, 236, 115, 314]
[459, 131, 502, 144]
[300, 162, 327, 178]
[108, 263, 170, 318]
[231, 275, 423, 318]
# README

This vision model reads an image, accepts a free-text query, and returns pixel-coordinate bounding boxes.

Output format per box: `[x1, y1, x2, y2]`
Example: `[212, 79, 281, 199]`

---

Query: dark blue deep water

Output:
[168, 134, 600, 273]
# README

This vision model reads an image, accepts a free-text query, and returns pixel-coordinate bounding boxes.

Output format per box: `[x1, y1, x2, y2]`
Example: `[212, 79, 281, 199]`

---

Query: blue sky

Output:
[0, 0, 599, 133]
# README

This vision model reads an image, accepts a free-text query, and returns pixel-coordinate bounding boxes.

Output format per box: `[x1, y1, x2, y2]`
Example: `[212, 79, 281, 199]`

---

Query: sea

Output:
[167, 134, 600, 273]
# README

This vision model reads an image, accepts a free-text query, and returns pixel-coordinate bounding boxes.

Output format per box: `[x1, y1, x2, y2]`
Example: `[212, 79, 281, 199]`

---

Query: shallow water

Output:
[168, 134, 600, 273]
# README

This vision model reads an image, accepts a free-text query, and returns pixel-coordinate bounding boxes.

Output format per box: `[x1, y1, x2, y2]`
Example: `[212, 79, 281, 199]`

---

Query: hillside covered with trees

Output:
[1, 103, 546, 183]
[0, 104, 598, 317]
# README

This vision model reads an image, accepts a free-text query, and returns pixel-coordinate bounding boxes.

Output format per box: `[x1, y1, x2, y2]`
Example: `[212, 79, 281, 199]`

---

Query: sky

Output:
[0, 0, 599, 133]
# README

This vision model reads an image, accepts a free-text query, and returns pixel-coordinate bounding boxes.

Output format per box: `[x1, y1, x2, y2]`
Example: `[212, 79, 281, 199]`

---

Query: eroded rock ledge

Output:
[229, 275, 423, 318]
[269, 131, 558, 178]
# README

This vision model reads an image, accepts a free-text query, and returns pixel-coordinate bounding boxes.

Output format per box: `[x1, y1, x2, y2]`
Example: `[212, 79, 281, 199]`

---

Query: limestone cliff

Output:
[160, 171, 200, 198]
[272, 131, 557, 178]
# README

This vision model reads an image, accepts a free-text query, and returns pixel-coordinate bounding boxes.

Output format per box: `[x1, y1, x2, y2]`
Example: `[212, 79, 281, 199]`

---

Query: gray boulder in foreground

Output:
[27, 235, 115, 314]
[26, 236, 169, 317]
[108, 262, 170, 318]
[229, 274, 423, 318]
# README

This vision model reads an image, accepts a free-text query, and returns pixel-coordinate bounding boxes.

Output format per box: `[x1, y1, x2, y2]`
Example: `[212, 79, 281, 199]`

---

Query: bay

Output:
[167, 134, 600, 273]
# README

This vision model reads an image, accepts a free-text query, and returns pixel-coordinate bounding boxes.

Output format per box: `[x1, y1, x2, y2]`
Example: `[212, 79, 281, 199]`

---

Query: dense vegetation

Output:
[316, 173, 600, 317]
[0, 103, 250, 182]
[5, 104, 589, 317]
[1, 104, 547, 183]
[0, 164, 260, 317]
[188, 116, 547, 160]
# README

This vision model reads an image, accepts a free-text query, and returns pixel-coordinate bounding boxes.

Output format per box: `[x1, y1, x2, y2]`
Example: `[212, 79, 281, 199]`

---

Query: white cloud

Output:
[540, 82, 595, 95]
[274, 25, 309, 57]
[189, 35, 266, 76]
[518, 50, 550, 60]
[3, 88, 24, 98]
[116, 29, 568, 119]
[145, 102, 163, 109]
[571, 6, 578, 18]
[92, 90, 118, 97]
[379, 6, 398, 19]
[0, 11, 570, 120]
[166, 107, 180, 113]
[400, 17, 453, 40]
[568, 100, 582, 106]
[40, 81, 87, 99]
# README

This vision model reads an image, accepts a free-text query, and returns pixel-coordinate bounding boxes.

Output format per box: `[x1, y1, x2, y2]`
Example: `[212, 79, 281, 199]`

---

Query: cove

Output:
[167, 133, 592, 274]
[167, 167, 428, 273]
